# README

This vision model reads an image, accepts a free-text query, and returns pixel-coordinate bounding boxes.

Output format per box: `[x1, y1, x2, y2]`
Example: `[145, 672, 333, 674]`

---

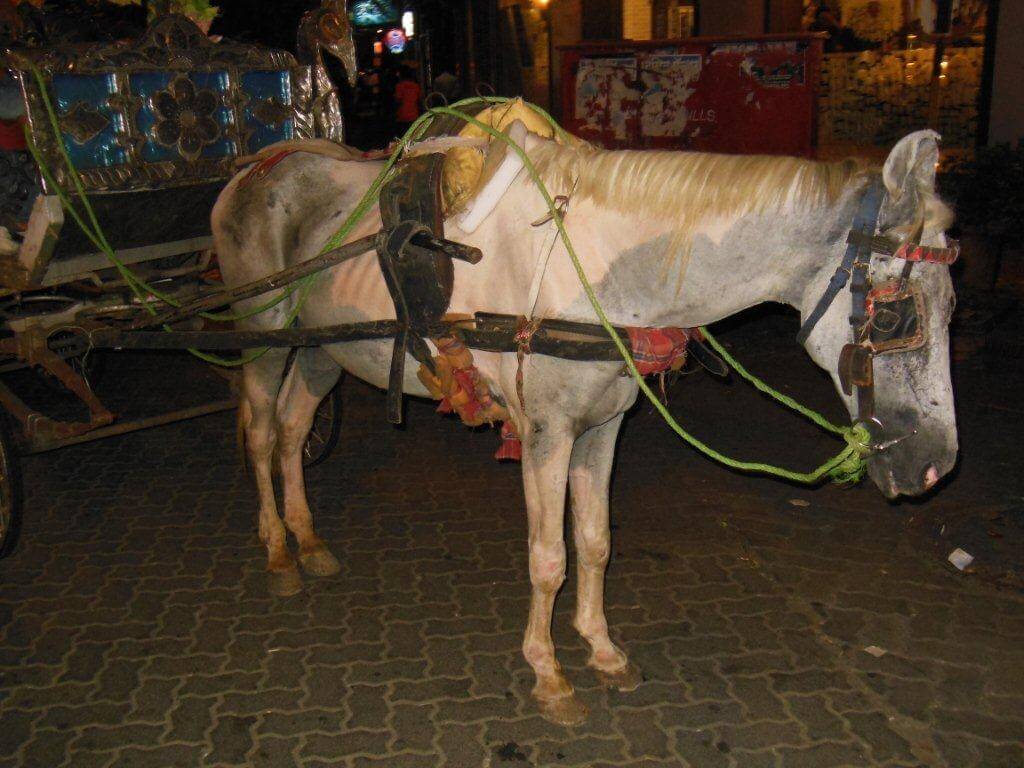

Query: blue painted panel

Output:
[192, 71, 236, 159]
[51, 73, 125, 169]
[129, 71, 176, 163]
[241, 71, 294, 153]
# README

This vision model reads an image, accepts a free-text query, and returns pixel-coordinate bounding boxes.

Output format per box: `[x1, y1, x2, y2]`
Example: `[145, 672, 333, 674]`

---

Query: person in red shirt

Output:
[393, 66, 422, 138]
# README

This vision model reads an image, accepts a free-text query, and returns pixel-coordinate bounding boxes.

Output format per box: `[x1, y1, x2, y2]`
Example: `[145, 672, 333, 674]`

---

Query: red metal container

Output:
[559, 33, 824, 156]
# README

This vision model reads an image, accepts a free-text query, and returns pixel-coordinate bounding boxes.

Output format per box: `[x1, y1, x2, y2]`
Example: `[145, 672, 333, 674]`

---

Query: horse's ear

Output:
[883, 130, 940, 200]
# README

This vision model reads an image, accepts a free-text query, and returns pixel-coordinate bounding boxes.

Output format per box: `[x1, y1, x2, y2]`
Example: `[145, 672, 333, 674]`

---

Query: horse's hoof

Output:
[267, 568, 303, 597]
[536, 693, 588, 727]
[593, 662, 643, 692]
[299, 545, 341, 577]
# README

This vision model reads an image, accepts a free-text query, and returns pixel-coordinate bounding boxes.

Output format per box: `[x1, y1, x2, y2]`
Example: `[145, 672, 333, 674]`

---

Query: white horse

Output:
[211, 124, 957, 725]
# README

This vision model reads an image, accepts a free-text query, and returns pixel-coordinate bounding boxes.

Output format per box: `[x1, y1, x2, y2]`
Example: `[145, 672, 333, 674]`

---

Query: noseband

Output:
[796, 178, 959, 444]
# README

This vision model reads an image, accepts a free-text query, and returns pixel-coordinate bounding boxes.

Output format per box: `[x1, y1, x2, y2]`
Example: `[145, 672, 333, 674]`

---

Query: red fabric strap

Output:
[893, 240, 960, 265]
[239, 150, 297, 187]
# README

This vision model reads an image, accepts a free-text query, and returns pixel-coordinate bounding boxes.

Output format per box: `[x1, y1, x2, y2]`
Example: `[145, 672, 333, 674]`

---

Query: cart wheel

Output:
[0, 418, 24, 559]
[302, 385, 342, 469]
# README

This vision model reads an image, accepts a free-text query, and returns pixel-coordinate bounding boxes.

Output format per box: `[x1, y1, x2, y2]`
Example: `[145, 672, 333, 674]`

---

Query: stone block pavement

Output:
[0, 319, 1022, 767]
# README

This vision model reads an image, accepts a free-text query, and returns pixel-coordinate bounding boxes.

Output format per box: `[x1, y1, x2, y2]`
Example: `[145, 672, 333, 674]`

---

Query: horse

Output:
[211, 123, 958, 725]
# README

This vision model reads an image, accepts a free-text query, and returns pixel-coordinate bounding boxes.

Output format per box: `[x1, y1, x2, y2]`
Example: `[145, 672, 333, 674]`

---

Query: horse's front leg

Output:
[277, 347, 343, 577]
[519, 418, 587, 726]
[569, 414, 642, 691]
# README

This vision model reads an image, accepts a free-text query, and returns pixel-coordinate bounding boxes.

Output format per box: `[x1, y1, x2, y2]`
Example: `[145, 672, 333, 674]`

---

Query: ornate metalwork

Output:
[9, 13, 317, 193]
[296, 0, 355, 143]
[251, 97, 294, 129]
[59, 101, 111, 145]
[151, 76, 221, 161]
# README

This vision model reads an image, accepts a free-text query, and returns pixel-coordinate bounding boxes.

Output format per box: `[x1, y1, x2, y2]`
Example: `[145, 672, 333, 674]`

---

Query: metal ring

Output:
[423, 91, 449, 109]
[852, 416, 885, 438]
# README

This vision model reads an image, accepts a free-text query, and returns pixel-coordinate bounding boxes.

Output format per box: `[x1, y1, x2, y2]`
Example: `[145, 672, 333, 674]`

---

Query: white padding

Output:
[455, 120, 528, 234]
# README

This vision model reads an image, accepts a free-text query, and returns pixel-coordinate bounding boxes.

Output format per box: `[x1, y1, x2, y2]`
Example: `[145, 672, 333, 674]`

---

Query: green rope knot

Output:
[827, 424, 872, 484]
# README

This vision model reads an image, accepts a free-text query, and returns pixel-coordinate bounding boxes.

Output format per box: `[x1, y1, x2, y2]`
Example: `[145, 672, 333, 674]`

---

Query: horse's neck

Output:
[557, 196, 854, 329]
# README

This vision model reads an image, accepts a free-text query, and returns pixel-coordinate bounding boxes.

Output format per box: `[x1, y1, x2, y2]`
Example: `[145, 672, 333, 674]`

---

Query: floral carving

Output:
[151, 75, 220, 160]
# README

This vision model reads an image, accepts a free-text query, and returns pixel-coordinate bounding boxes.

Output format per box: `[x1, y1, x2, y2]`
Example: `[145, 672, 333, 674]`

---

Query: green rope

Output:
[25, 69, 867, 483]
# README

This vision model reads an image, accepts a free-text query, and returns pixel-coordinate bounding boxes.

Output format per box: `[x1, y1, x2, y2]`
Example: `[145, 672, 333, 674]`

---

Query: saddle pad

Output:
[454, 119, 529, 234]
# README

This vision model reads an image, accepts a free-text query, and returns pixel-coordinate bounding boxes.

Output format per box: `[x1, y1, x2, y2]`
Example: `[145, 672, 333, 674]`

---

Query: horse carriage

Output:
[0, 9, 356, 556]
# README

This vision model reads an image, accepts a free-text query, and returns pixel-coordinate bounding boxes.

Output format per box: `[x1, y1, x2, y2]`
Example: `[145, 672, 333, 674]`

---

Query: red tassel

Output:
[494, 420, 522, 461]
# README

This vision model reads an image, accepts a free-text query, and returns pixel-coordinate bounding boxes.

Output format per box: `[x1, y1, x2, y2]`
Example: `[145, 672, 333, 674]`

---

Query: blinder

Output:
[865, 281, 926, 354]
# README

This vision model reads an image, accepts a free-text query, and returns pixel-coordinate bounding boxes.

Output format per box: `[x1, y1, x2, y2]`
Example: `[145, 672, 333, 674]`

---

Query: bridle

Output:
[796, 178, 959, 448]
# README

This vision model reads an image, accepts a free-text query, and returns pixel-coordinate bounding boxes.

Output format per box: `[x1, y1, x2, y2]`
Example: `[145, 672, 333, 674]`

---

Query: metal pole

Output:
[25, 399, 238, 454]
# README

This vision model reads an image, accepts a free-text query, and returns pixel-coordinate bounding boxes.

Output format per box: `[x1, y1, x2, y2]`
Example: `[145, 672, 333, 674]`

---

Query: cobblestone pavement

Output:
[1, 316, 1022, 768]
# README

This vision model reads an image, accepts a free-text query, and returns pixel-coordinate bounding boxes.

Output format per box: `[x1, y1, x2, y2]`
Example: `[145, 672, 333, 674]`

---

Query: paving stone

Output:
[670, 727, 731, 768]
[300, 730, 390, 759]
[72, 723, 164, 752]
[784, 693, 847, 741]
[108, 744, 207, 768]
[16, 727, 75, 767]
[165, 695, 216, 742]
[436, 722, 488, 768]
[844, 712, 917, 763]
[715, 720, 804, 750]
[776, 741, 872, 768]
[730, 676, 788, 720]
[204, 714, 257, 765]
[249, 736, 301, 768]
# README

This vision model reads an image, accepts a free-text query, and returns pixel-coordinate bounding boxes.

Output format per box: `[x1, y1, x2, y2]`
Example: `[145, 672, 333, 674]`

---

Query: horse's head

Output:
[803, 130, 957, 498]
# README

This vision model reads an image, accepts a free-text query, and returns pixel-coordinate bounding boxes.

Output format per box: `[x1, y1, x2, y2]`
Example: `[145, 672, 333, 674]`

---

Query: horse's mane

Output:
[531, 141, 870, 284]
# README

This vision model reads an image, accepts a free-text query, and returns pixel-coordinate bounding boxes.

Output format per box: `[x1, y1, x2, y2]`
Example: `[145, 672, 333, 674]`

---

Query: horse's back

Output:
[211, 151, 384, 287]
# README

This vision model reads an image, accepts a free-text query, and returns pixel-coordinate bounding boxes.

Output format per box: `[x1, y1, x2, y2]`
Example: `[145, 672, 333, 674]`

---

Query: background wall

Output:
[698, 0, 764, 35]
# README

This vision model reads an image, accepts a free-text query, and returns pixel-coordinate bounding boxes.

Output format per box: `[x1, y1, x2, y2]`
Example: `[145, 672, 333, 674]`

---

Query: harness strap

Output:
[796, 180, 886, 345]
[845, 231, 960, 265]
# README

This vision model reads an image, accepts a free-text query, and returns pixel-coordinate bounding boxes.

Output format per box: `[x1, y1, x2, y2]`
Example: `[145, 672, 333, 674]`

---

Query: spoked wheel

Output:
[302, 385, 342, 469]
[0, 418, 24, 559]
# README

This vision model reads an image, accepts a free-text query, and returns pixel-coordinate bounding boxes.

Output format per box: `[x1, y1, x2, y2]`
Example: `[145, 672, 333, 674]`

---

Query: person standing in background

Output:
[394, 65, 422, 138]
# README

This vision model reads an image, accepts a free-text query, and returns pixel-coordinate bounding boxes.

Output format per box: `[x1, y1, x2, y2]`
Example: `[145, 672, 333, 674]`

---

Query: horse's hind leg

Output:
[277, 347, 342, 577]
[569, 414, 642, 691]
[242, 349, 302, 596]
[520, 419, 588, 726]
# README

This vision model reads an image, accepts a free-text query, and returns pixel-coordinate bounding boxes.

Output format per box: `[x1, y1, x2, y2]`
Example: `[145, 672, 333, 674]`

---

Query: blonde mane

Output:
[531, 141, 869, 283]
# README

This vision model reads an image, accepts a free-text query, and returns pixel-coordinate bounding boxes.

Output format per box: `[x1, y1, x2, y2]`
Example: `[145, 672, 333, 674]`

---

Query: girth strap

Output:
[796, 180, 885, 345]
